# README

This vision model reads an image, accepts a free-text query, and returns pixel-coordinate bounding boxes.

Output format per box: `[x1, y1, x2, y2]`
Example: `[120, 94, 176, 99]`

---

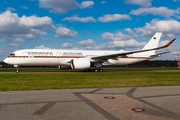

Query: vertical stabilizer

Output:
[142, 32, 162, 55]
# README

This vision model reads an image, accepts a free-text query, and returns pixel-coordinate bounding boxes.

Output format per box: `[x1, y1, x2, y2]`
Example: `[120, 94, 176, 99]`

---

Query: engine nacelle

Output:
[59, 65, 71, 70]
[71, 58, 91, 70]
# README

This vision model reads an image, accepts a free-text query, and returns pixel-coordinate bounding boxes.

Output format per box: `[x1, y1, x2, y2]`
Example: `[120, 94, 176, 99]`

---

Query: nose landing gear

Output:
[14, 65, 19, 73]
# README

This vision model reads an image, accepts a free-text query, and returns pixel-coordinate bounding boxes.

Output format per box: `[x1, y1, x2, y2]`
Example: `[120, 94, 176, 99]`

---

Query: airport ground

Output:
[0, 86, 180, 120]
[0, 67, 180, 119]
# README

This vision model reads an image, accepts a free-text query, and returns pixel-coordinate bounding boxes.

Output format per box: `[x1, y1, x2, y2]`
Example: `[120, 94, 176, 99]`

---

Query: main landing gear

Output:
[85, 63, 103, 72]
[84, 68, 103, 72]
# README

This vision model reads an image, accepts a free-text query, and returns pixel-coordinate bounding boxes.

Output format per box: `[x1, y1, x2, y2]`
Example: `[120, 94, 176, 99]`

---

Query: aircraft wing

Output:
[91, 38, 176, 62]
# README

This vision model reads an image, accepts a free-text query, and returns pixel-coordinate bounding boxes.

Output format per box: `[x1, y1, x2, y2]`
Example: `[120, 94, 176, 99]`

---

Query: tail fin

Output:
[142, 32, 162, 55]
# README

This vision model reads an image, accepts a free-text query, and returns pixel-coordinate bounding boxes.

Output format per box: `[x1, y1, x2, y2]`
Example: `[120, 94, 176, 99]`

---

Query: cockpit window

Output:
[9, 53, 15, 56]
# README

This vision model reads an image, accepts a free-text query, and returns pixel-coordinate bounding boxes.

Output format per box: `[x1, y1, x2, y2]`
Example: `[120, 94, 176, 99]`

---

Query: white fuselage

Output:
[4, 49, 150, 67]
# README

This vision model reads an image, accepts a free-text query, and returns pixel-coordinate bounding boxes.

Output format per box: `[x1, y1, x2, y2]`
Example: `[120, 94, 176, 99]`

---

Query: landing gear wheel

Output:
[95, 69, 98, 72]
[14, 65, 19, 73]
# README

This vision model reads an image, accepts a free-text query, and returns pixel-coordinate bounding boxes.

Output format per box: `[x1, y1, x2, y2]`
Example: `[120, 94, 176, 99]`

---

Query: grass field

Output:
[0, 68, 180, 91]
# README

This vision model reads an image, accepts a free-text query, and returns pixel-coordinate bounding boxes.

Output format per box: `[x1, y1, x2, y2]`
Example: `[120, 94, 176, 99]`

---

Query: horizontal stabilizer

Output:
[150, 51, 170, 58]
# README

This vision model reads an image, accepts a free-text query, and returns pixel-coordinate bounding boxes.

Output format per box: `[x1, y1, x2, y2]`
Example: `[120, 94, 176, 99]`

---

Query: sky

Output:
[0, 0, 180, 61]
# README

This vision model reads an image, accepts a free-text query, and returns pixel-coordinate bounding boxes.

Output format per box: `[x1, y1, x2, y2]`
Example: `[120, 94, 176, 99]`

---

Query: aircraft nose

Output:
[3, 58, 9, 64]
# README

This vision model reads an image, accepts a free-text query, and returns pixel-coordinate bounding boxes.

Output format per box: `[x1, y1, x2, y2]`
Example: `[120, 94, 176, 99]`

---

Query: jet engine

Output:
[71, 58, 91, 69]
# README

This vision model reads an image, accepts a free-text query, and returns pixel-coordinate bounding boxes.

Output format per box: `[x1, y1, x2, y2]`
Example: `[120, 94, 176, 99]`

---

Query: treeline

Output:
[123, 60, 178, 68]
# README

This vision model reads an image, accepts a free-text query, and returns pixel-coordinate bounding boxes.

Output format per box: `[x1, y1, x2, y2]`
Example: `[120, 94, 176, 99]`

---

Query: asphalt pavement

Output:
[0, 86, 180, 120]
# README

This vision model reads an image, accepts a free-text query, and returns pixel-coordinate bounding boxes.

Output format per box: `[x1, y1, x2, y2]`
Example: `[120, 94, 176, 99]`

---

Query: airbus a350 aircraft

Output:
[3, 32, 175, 72]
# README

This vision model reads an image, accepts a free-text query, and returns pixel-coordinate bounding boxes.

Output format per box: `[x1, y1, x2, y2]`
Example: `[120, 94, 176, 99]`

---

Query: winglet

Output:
[164, 38, 176, 47]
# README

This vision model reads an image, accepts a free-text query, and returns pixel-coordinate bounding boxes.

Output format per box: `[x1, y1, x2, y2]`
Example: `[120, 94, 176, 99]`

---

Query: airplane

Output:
[3, 32, 176, 72]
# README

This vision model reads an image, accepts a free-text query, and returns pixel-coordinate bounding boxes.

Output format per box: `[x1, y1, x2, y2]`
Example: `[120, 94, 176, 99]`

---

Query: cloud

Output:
[173, 0, 180, 2]
[130, 7, 180, 17]
[98, 14, 131, 22]
[0, 11, 20, 34]
[79, 1, 94, 9]
[34, 45, 51, 49]
[60, 37, 145, 50]
[6, 7, 16, 11]
[100, 31, 146, 49]
[62, 15, 96, 22]
[7, 43, 19, 48]
[91, 40, 146, 50]
[61, 43, 74, 48]
[112, 39, 146, 48]
[102, 31, 130, 41]
[39, 0, 94, 14]
[101, 1, 107, 4]
[19, 6, 29, 9]
[20, 15, 52, 27]
[125, 0, 152, 7]
[25, 29, 46, 39]
[54, 26, 78, 38]
[0, 11, 53, 42]
[39, 0, 78, 14]
[59, 39, 96, 50]
[135, 19, 180, 36]
[77, 39, 96, 46]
